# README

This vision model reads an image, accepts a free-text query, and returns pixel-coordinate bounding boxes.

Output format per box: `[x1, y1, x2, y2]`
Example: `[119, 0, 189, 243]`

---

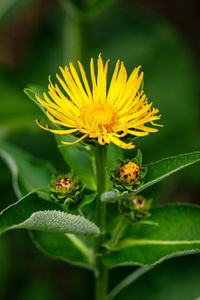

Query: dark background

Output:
[0, 0, 200, 299]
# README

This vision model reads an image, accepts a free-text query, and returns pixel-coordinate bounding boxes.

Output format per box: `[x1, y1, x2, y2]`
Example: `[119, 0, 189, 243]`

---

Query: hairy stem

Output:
[94, 145, 108, 300]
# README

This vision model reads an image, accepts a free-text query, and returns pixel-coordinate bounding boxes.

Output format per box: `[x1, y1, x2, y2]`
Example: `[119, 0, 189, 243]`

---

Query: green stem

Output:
[94, 145, 108, 300]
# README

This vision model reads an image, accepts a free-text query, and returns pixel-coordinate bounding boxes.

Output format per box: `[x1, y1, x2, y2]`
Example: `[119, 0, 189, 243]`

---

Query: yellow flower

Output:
[36, 54, 162, 149]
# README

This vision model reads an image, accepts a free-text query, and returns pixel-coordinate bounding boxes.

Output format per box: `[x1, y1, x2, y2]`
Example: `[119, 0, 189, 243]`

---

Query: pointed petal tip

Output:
[61, 134, 88, 145]
[42, 91, 47, 98]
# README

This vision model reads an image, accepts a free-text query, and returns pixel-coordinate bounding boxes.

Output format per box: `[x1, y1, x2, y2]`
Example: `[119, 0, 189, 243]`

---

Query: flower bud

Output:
[129, 196, 146, 210]
[109, 150, 147, 193]
[119, 195, 151, 222]
[49, 174, 80, 204]
[117, 161, 140, 186]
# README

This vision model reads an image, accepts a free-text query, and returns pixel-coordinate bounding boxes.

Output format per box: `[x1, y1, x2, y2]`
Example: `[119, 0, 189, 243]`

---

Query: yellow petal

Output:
[109, 135, 135, 149]
[69, 62, 90, 104]
[36, 120, 77, 134]
[90, 57, 97, 100]
[78, 60, 92, 99]
[61, 134, 88, 145]
[127, 130, 149, 136]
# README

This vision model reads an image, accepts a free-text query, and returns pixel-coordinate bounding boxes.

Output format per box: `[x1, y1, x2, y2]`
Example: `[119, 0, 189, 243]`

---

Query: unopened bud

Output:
[109, 150, 147, 193]
[117, 161, 140, 186]
[130, 196, 146, 210]
[119, 195, 151, 222]
[49, 174, 80, 204]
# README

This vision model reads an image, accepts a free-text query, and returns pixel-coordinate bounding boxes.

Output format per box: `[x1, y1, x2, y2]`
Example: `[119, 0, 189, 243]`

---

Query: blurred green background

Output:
[0, 0, 199, 299]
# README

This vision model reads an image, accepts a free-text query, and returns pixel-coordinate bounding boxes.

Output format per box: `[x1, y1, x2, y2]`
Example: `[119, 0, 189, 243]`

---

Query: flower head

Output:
[36, 54, 162, 149]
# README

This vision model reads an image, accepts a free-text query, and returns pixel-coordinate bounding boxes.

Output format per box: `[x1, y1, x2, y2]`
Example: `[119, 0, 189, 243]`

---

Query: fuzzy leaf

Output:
[0, 192, 100, 236]
[12, 210, 99, 235]
[103, 204, 200, 268]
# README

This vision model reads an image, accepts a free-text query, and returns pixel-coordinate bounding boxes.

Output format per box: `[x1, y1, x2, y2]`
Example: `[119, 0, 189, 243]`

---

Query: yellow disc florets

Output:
[79, 103, 118, 134]
[118, 161, 140, 185]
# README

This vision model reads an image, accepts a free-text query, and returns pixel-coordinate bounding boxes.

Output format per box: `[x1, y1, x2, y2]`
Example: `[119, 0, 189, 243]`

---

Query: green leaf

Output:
[13, 210, 99, 235]
[103, 204, 200, 268]
[140, 151, 200, 194]
[71, 192, 96, 211]
[102, 151, 200, 202]
[0, 192, 100, 236]
[0, 143, 22, 198]
[24, 85, 45, 99]
[0, 141, 54, 196]
[30, 231, 95, 271]
[56, 137, 96, 191]
[107, 265, 153, 300]
[108, 256, 200, 300]
[24, 86, 46, 108]
[106, 143, 123, 190]
[107, 143, 123, 170]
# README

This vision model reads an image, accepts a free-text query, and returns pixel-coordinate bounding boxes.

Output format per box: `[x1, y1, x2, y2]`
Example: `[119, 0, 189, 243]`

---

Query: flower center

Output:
[80, 103, 118, 133]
